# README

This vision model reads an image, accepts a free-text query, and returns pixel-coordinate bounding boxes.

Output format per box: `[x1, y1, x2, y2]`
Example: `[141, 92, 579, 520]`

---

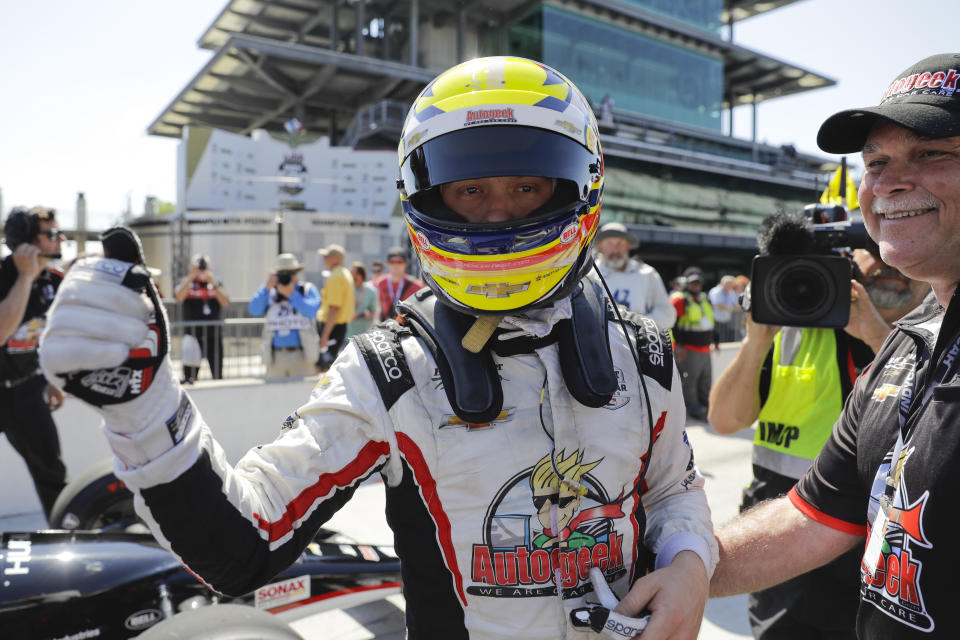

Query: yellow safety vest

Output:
[753, 327, 843, 480]
[672, 291, 714, 347]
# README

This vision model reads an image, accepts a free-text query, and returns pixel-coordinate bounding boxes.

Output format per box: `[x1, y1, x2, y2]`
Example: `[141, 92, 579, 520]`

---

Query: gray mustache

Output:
[870, 193, 939, 214]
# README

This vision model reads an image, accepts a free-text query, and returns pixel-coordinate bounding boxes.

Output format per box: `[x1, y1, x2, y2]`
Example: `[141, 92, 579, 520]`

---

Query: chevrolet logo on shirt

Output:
[439, 408, 515, 430]
[872, 383, 901, 402]
[465, 282, 530, 298]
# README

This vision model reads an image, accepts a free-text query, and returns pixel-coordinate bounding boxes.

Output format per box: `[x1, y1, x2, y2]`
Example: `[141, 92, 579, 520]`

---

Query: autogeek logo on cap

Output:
[881, 67, 960, 102]
[464, 107, 517, 125]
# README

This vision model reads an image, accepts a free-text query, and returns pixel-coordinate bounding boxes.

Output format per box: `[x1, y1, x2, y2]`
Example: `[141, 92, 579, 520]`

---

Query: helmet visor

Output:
[400, 126, 595, 199]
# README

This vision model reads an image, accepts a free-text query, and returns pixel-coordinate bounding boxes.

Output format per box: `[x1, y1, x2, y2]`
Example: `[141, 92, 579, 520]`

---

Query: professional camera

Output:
[744, 205, 870, 328]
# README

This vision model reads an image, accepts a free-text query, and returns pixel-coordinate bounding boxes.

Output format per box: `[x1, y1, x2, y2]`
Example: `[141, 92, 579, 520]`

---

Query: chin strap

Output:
[461, 315, 502, 353]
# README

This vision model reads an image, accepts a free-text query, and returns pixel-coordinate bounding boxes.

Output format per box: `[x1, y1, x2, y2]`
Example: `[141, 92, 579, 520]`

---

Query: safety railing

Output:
[169, 318, 268, 381]
[165, 308, 750, 382]
[714, 310, 746, 344]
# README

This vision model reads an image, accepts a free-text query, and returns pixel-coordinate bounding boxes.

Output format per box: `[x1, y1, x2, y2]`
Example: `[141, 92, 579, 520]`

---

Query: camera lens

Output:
[276, 272, 293, 285]
[765, 259, 837, 323]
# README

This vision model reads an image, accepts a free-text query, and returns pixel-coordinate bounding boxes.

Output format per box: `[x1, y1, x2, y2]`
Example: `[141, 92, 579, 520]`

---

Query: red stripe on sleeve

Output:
[256, 440, 390, 542]
[787, 487, 866, 536]
[396, 432, 468, 607]
[639, 411, 667, 494]
[629, 463, 644, 569]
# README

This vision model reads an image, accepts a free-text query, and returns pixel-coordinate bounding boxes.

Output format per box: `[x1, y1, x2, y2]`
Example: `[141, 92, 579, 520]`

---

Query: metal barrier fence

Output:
[714, 310, 746, 344]
[163, 299, 270, 381]
[169, 318, 267, 381]
[162, 303, 749, 382]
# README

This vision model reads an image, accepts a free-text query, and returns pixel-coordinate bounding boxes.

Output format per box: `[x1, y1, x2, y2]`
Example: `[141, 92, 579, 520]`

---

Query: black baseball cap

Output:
[817, 53, 960, 154]
[386, 247, 407, 261]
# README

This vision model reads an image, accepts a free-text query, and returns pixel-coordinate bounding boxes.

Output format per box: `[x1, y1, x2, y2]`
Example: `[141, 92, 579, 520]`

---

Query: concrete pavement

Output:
[689, 417, 756, 640]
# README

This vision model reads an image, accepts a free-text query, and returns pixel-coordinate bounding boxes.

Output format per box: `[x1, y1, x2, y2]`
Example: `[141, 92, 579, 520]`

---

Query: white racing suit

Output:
[109, 293, 717, 639]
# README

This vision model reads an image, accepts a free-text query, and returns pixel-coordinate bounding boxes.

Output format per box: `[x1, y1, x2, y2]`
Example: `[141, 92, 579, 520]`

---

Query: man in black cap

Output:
[711, 54, 960, 638]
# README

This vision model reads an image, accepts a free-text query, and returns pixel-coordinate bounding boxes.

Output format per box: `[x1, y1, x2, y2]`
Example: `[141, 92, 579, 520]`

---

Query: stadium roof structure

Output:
[149, 0, 832, 140]
[195, 0, 808, 51]
[147, 33, 434, 139]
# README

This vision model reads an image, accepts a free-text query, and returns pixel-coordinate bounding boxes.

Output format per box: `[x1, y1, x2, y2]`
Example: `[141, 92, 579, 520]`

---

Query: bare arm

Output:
[844, 280, 891, 354]
[707, 314, 779, 434]
[174, 267, 198, 303]
[710, 495, 862, 598]
[174, 280, 190, 303]
[0, 245, 42, 344]
[212, 283, 230, 307]
[202, 269, 230, 307]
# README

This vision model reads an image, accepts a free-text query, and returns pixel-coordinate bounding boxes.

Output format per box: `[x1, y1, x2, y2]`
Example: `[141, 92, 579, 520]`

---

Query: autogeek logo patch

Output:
[467, 449, 628, 599]
[464, 107, 517, 126]
[882, 68, 960, 101]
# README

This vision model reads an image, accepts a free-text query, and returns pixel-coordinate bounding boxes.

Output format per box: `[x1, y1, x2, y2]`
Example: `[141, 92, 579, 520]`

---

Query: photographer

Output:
[174, 254, 229, 383]
[247, 253, 320, 378]
[708, 211, 928, 639]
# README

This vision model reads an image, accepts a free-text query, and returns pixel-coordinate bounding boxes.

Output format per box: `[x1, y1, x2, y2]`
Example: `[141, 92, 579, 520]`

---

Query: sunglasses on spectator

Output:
[388, 258, 405, 264]
[39, 229, 64, 240]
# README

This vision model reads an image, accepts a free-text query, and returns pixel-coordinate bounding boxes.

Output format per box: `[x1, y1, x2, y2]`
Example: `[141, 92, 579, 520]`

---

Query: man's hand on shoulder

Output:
[615, 550, 707, 639]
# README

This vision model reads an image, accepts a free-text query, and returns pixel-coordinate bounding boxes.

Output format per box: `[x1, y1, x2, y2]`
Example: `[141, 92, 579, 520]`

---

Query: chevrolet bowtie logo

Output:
[465, 282, 530, 298]
[872, 383, 901, 402]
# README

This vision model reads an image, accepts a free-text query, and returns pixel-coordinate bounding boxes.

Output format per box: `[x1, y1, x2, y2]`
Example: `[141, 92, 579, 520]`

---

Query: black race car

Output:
[0, 460, 402, 639]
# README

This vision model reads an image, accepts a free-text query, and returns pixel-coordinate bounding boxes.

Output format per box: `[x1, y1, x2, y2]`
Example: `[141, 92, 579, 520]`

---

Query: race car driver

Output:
[38, 57, 717, 640]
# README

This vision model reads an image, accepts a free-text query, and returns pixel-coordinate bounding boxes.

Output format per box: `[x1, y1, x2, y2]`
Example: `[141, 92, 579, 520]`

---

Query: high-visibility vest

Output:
[672, 291, 714, 346]
[753, 327, 843, 479]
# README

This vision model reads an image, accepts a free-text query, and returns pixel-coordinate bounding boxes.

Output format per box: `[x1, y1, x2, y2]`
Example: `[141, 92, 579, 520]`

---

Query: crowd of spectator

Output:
[590, 220, 750, 420]
[228, 245, 423, 379]
[175, 229, 754, 385]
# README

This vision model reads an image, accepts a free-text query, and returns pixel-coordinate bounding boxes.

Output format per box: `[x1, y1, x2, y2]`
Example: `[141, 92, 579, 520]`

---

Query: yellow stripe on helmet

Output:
[416, 57, 571, 118]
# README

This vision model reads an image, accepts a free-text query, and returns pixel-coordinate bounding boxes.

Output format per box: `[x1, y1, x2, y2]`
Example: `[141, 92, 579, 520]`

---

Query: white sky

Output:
[1, 0, 957, 231]
[730, 0, 958, 158]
